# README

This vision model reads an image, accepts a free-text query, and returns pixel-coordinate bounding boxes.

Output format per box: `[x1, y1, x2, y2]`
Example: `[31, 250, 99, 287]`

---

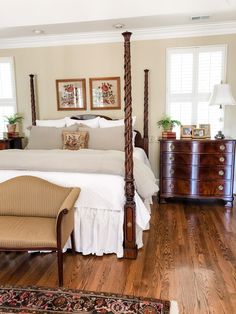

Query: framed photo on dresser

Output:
[192, 128, 206, 139]
[199, 124, 211, 138]
[181, 125, 196, 138]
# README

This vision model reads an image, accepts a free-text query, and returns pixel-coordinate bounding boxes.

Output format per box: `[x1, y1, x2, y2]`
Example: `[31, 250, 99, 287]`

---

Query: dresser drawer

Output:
[161, 141, 194, 153]
[162, 153, 233, 166]
[0, 142, 8, 150]
[162, 179, 232, 196]
[161, 140, 234, 153]
[162, 164, 232, 180]
[198, 181, 232, 196]
[162, 179, 193, 195]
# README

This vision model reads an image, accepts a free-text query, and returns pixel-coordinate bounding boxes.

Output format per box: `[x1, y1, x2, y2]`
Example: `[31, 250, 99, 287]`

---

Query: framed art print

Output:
[56, 79, 87, 111]
[89, 77, 121, 110]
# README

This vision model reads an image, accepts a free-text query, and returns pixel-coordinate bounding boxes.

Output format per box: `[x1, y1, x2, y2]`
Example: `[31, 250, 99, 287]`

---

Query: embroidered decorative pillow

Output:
[62, 131, 89, 150]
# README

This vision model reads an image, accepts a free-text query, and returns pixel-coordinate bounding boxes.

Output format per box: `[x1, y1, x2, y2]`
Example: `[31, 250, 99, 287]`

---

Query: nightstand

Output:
[159, 138, 236, 207]
[0, 137, 23, 150]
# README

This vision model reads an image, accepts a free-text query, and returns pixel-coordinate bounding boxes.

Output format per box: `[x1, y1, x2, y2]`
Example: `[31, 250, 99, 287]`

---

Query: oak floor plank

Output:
[0, 199, 236, 314]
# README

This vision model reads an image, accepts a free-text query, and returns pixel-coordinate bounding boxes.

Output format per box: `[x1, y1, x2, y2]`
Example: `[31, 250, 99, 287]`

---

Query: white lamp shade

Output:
[209, 84, 236, 106]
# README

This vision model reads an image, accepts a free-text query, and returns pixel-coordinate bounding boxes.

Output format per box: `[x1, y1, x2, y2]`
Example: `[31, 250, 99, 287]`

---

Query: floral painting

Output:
[89, 77, 121, 110]
[56, 79, 87, 110]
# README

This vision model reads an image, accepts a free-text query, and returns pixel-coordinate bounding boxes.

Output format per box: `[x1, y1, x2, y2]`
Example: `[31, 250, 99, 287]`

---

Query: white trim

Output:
[0, 20, 236, 49]
[170, 301, 179, 314]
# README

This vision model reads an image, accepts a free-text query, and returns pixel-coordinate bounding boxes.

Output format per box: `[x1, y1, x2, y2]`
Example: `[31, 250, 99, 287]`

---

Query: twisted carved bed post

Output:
[29, 74, 36, 125]
[144, 69, 149, 157]
[122, 31, 137, 259]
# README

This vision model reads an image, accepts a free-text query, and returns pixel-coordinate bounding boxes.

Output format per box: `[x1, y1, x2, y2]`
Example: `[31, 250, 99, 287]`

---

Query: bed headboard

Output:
[71, 114, 112, 120]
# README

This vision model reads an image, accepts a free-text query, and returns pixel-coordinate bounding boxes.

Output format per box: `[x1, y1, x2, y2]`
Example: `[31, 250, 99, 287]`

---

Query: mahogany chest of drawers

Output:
[159, 139, 236, 207]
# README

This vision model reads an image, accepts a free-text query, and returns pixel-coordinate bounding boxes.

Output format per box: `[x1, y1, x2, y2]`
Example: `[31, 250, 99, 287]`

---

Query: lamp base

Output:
[214, 130, 225, 139]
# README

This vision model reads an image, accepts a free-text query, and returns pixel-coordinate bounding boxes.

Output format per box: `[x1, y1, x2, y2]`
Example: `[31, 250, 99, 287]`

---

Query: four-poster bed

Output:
[1, 32, 155, 259]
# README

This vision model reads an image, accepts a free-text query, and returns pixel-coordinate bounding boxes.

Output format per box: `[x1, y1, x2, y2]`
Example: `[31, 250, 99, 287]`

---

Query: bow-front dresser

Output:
[159, 138, 236, 207]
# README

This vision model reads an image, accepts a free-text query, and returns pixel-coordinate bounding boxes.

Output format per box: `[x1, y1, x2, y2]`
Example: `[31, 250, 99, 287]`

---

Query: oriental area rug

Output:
[0, 286, 178, 314]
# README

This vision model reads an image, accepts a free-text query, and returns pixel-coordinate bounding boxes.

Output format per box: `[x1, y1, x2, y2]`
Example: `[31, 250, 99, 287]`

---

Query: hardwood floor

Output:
[0, 199, 236, 314]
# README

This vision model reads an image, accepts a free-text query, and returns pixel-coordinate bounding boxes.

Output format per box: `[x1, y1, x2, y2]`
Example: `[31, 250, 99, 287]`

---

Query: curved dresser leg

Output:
[159, 197, 167, 204]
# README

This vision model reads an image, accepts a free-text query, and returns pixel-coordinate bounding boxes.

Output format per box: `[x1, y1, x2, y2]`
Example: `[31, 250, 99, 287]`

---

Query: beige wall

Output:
[1, 33, 236, 176]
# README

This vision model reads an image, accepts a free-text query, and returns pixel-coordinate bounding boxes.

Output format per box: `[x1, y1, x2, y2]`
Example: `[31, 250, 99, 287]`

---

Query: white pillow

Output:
[99, 116, 136, 128]
[36, 118, 66, 128]
[65, 116, 100, 128]
[133, 131, 137, 146]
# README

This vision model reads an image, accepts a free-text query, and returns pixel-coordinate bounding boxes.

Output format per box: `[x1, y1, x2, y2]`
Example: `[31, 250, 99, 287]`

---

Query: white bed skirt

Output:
[64, 208, 144, 258]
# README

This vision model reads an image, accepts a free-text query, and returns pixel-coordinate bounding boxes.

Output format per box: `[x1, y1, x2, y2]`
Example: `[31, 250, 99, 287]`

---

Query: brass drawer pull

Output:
[170, 156, 175, 161]
[170, 144, 175, 151]
[218, 170, 224, 176]
[170, 169, 175, 175]
[219, 157, 225, 163]
[218, 185, 224, 191]
[127, 222, 132, 228]
[220, 145, 225, 151]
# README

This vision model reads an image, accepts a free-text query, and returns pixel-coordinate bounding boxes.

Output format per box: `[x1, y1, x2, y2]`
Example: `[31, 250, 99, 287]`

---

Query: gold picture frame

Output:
[192, 128, 206, 139]
[89, 77, 121, 110]
[180, 125, 196, 138]
[199, 124, 211, 138]
[56, 79, 87, 111]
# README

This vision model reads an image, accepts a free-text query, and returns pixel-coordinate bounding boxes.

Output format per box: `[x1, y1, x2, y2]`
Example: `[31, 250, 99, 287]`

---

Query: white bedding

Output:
[0, 147, 156, 257]
[134, 147, 152, 169]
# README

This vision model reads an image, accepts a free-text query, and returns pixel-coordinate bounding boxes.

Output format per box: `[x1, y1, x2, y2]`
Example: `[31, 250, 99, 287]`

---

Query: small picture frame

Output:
[89, 77, 121, 110]
[192, 128, 206, 139]
[181, 125, 196, 138]
[199, 124, 211, 138]
[56, 79, 87, 111]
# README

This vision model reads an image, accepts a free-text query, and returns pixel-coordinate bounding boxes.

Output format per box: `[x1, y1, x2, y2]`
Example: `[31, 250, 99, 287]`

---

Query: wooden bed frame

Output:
[29, 32, 149, 259]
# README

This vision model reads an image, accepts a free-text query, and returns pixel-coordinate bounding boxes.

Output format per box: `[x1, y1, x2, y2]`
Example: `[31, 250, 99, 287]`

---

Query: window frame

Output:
[166, 44, 227, 127]
[0, 56, 17, 133]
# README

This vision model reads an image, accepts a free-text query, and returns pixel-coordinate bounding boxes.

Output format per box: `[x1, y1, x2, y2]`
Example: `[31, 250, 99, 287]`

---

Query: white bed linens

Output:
[0, 148, 157, 258]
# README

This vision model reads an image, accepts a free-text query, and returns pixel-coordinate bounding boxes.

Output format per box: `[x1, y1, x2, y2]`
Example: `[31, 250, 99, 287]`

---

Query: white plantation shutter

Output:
[0, 57, 17, 134]
[166, 45, 226, 136]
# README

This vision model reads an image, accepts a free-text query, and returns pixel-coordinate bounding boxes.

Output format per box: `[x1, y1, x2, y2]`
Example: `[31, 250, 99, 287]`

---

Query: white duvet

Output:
[0, 148, 156, 258]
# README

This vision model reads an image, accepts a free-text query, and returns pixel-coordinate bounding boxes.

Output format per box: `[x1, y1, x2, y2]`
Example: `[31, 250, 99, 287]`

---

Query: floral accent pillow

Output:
[62, 131, 89, 150]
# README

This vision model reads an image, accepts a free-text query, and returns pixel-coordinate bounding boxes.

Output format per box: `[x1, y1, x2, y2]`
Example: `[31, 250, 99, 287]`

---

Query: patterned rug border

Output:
[0, 285, 172, 314]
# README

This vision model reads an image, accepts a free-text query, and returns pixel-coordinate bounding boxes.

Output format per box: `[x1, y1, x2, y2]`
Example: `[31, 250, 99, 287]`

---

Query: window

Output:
[0, 57, 17, 134]
[166, 45, 227, 136]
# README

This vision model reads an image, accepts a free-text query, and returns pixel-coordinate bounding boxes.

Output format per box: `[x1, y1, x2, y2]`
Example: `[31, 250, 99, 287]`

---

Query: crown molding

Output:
[0, 20, 236, 49]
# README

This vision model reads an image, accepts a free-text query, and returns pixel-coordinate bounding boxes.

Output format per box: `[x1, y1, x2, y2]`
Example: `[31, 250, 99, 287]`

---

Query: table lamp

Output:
[209, 83, 236, 139]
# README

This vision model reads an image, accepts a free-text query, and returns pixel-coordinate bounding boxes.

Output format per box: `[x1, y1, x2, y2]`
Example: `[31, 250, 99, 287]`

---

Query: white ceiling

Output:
[0, 0, 236, 40]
